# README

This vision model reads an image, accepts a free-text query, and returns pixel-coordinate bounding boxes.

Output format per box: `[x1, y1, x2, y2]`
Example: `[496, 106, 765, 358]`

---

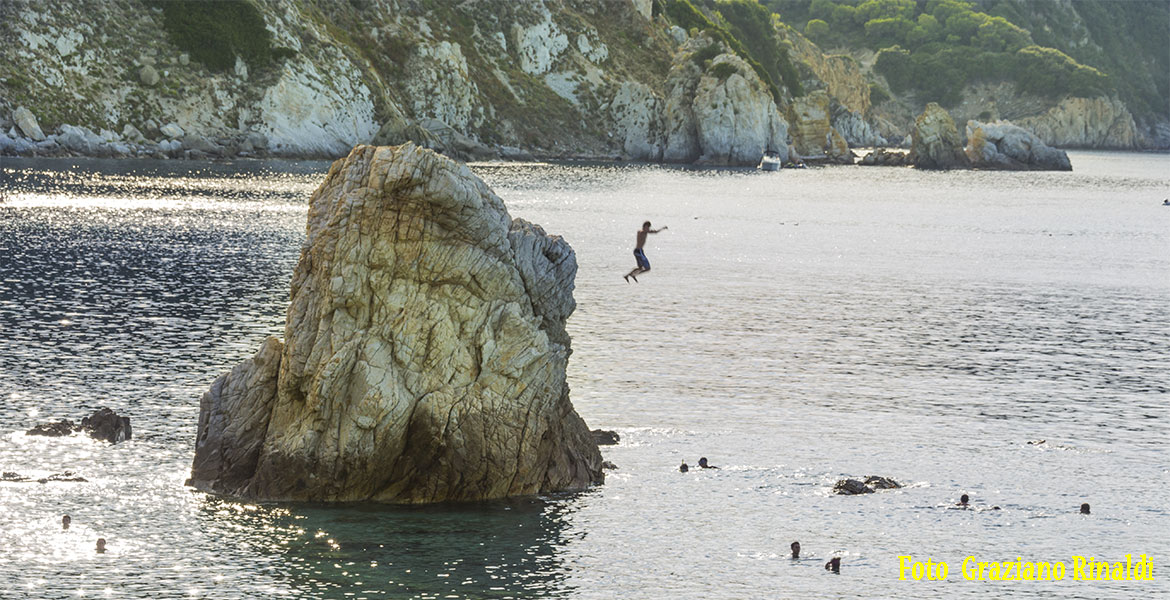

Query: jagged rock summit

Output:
[189, 143, 603, 503]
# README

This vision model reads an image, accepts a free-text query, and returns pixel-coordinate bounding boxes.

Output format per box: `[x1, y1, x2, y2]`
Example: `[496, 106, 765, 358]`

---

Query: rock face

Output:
[786, 91, 851, 163]
[610, 82, 665, 161]
[1019, 96, 1138, 149]
[189, 143, 603, 503]
[964, 120, 1072, 171]
[909, 103, 967, 169]
[13, 106, 46, 141]
[659, 37, 790, 166]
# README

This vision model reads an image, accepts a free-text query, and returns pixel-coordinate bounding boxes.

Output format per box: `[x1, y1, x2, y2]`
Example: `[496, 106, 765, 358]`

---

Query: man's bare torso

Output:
[636, 230, 648, 248]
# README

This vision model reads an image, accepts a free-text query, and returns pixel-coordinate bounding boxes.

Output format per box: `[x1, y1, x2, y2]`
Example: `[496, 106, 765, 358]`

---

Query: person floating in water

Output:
[679, 461, 689, 473]
[624, 221, 667, 283]
[62, 515, 71, 530]
[1163, 199, 1169, 206]
[1081, 503, 1091, 514]
[96, 538, 106, 554]
[957, 494, 970, 507]
[825, 557, 841, 573]
[790, 541, 800, 559]
[697, 457, 718, 469]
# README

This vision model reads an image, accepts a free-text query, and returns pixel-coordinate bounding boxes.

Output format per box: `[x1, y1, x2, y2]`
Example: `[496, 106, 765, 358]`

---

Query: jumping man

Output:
[625, 221, 667, 282]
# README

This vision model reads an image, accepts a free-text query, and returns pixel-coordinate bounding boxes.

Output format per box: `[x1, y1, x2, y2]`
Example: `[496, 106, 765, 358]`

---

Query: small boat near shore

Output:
[758, 150, 782, 171]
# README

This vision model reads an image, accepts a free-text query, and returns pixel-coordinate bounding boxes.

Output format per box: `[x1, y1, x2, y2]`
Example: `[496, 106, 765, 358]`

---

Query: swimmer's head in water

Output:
[62, 515, 70, 529]
[1080, 503, 1090, 514]
[679, 461, 688, 473]
[96, 538, 106, 553]
[698, 457, 708, 467]
[959, 494, 969, 505]
[825, 557, 841, 572]
[791, 541, 800, 558]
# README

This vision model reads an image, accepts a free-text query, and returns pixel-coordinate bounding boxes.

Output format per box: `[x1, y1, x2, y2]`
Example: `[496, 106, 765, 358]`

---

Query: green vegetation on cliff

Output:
[149, 0, 295, 72]
[658, 0, 805, 99]
[765, 0, 1136, 110]
[985, 0, 1169, 122]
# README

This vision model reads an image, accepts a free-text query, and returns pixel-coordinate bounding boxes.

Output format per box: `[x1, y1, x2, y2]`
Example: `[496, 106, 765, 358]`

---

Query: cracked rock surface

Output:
[189, 143, 603, 503]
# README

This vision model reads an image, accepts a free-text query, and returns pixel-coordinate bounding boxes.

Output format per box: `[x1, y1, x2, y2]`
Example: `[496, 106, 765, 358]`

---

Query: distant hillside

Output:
[765, 0, 1169, 147]
[1, 0, 1164, 161]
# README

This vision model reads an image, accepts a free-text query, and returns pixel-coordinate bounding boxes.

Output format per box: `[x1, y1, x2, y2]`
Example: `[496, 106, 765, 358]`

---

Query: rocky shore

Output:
[3, 1, 1157, 168]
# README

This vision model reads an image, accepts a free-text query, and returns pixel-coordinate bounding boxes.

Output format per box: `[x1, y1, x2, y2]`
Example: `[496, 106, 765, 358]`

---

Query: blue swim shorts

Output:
[634, 248, 650, 269]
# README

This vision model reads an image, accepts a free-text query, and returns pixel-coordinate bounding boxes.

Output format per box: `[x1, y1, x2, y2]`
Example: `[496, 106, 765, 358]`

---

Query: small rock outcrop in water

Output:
[1, 471, 88, 483]
[591, 430, 620, 446]
[81, 408, 133, 443]
[909, 103, 967, 169]
[859, 148, 910, 167]
[27, 420, 79, 437]
[25, 408, 132, 443]
[864, 475, 902, 490]
[834, 476, 902, 495]
[189, 143, 604, 503]
[964, 121, 1071, 171]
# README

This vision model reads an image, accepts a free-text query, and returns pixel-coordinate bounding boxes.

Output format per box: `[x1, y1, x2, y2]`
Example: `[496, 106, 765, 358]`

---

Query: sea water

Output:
[0, 152, 1167, 599]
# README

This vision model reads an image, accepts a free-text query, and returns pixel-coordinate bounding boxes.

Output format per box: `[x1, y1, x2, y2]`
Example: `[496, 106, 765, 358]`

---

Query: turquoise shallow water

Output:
[0, 152, 1168, 599]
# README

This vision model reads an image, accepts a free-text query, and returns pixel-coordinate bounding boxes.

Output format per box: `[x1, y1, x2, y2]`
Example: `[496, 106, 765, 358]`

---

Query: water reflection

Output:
[200, 495, 580, 599]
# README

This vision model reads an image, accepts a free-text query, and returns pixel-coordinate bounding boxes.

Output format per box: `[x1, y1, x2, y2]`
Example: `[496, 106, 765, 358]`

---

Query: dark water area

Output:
[1, 153, 1168, 599]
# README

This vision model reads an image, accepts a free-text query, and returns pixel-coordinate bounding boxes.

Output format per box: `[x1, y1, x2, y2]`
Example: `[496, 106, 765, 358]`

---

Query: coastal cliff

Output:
[189, 143, 604, 503]
[1, 0, 1165, 161]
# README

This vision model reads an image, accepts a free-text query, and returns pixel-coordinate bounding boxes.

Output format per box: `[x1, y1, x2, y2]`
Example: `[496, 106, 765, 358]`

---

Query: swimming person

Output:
[1081, 503, 1091, 514]
[697, 457, 718, 469]
[790, 541, 800, 559]
[624, 221, 667, 282]
[96, 538, 106, 554]
[958, 494, 970, 507]
[825, 557, 841, 572]
[62, 515, 70, 530]
[679, 461, 689, 473]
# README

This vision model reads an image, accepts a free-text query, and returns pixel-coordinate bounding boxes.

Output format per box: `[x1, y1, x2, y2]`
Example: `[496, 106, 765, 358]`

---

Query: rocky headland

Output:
[906, 103, 1071, 171]
[2, 0, 1160, 167]
[188, 143, 604, 503]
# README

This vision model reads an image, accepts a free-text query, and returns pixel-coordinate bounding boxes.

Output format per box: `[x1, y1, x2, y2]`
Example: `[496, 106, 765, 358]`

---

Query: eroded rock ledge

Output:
[189, 143, 603, 503]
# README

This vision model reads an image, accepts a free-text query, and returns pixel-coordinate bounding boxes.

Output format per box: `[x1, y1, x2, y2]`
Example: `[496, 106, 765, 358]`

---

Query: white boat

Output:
[759, 150, 782, 171]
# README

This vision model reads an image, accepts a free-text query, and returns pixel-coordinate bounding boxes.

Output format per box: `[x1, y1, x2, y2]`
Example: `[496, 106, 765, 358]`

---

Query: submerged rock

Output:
[38, 472, 88, 483]
[26, 408, 132, 443]
[189, 143, 604, 503]
[833, 479, 874, 495]
[834, 476, 901, 494]
[27, 419, 79, 437]
[864, 475, 902, 489]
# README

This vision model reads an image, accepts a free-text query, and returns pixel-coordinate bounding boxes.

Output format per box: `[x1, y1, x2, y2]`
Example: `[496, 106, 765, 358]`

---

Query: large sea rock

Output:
[189, 143, 604, 503]
[909, 102, 967, 169]
[658, 36, 789, 166]
[964, 120, 1072, 171]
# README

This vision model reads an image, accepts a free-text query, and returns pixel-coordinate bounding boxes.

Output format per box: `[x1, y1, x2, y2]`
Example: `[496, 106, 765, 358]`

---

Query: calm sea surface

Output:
[1, 152, 1167, 599]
